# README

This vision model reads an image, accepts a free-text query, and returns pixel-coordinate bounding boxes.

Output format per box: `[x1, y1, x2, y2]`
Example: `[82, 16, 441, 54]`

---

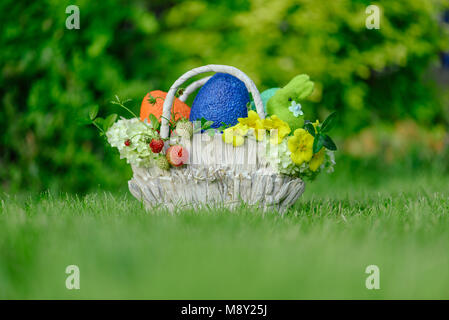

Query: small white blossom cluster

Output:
[264, 139, 336, 179]
[106, 118, 158, 167]
[264, 139, 299, 176]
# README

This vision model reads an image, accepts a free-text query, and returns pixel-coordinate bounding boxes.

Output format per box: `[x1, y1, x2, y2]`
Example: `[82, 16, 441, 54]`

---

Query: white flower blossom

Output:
[106, 118, 158, 167]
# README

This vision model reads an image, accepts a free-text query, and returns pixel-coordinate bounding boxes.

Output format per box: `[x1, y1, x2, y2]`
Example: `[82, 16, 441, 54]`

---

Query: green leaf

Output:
[321, 111, 338, 133]
[103, 114, 117, 131]
[304, 122, 316, 137]
[89, 105, 99, 120]
[322, 134, 337, 151]
[76, 117, 93, 126]
[203, 121, 214, 129]
[149, 114, 160, 131]
[94, 117, 104, 127]
[199, 118, 213, 130]
[216, 122, 231, 132]
[313, 134, 325, 153]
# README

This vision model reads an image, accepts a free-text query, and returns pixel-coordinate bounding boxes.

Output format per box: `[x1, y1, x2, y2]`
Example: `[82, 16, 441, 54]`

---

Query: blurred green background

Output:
[1, 0, 449, 193]
[2, 0, 449, 300]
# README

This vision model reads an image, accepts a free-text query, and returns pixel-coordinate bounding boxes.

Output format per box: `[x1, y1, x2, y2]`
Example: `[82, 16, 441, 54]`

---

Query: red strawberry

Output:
[166, 145, 189, 167]
[149, 138, 164, 153]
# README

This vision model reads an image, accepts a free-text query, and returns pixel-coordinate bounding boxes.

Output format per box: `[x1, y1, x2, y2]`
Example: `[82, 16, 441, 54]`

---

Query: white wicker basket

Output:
[128, 65, 305, 212]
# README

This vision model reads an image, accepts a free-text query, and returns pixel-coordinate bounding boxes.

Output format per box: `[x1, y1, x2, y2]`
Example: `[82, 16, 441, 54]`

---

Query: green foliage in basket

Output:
[193, 117, 232, 137]
[305, 112, 338, 154]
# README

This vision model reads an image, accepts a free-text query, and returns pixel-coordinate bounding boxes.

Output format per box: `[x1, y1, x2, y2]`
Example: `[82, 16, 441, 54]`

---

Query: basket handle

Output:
[160, 64, 265, 139]
[178, 76, 212, 102]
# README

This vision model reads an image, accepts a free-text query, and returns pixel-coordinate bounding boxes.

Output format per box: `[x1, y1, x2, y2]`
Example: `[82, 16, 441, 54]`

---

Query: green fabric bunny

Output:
[266, 74, 314, 131]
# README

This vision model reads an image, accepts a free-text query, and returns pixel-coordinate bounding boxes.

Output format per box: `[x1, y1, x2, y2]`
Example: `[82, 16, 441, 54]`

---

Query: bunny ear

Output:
[283, 74, 314, 100]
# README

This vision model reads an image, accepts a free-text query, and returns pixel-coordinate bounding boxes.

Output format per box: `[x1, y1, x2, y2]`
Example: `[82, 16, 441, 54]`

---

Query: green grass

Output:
[1, 161, 449, 299]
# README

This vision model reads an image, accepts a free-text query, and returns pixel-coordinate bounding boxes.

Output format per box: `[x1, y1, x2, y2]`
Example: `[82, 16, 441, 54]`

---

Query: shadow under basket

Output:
[127, 64, 306, 213]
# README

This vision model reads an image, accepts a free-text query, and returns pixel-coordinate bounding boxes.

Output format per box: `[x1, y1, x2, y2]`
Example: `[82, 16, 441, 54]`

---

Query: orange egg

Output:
[140, 90, 191, 123]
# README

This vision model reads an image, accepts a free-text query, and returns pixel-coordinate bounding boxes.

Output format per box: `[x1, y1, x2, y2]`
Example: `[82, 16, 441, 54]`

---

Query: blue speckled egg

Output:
[189, 73, 249, 128]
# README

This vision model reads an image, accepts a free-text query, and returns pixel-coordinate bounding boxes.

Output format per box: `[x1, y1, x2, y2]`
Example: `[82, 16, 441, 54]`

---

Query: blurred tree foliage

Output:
[1, 0, 448, 193]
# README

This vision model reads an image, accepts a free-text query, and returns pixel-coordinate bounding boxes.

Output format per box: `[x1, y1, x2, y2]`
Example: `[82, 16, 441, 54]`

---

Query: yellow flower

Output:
[287, 128, 314, 165]
[222, 125, 247, 147]
[234, 123, 249, 135]
[238, 110, 262, 127]
[238, 110, 265, 141]
[263, 115, 291, 144]
[309, 148, 325, 171]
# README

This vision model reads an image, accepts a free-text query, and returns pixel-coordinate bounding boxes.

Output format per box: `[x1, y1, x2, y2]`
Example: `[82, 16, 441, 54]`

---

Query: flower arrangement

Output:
[222, 108, 337, 180]
[87, 95, 192, 170]
[86, 72, 337, 182]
